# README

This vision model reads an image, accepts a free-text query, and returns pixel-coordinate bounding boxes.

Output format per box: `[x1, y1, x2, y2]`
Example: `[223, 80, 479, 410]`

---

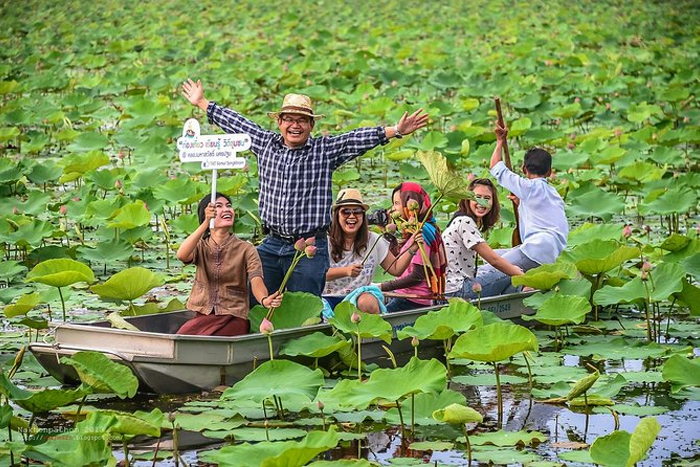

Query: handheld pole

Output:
[210, 169, 217, 230]
[494, 97, 522, 247]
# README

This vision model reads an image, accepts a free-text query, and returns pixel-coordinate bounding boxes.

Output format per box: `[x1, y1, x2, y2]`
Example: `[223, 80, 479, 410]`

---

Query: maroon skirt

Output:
[176, 313, 250, 336]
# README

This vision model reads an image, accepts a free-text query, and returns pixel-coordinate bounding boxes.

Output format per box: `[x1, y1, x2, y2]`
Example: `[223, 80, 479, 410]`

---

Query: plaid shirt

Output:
[207, 102, 389, 238]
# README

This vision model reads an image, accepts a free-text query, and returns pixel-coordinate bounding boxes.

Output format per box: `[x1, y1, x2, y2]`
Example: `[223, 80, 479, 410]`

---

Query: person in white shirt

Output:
[474, 124, 569, 292]
[443, 178, 523, 299]
[323, 188, 421, 314]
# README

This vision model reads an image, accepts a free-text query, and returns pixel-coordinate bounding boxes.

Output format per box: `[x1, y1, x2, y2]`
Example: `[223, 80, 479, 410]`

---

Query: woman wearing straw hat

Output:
[323, 188, 422, 315]
[182, 79, 429, 299]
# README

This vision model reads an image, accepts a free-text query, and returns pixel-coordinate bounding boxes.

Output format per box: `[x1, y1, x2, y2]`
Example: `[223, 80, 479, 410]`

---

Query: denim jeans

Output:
[447, 246, 540, 300]
[255, 235, 330, 303]
[385, 297, 424, 313]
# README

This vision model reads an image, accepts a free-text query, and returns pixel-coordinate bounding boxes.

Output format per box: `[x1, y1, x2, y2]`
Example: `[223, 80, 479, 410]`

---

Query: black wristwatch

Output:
[393, 125, 403, 139]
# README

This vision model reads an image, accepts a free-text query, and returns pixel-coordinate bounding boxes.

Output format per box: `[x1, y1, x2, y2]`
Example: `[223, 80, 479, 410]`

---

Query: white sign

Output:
[175, 118, 251, 229]
[176, 118, 251, 170]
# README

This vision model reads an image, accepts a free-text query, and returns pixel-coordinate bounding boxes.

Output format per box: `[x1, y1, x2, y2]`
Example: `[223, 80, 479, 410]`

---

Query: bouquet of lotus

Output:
[264, 237, 317, 321]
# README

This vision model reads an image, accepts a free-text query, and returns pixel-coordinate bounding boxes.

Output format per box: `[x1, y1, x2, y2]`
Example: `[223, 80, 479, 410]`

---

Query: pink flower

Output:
[294, 238, 306, 252]
[304, 245, 317, 259]
[385, 223, 397, 234]
[59, 205, 67, 215]
[351, 312, 362, 324]
[615, 128, 623, 137]
[12, 207, 19, 215]
[472, 282, 482, 294]
[259, 318, 274, 335]
[118, 150, 126, 160]
[574, 97, 581, 103]
[305, 236, 316, 247]
[317, 400, 324, 411]
[622, 225, 633, 238]
[115, 180, 122, 189]
[467, 173, 476, 182]
[641, 261, 652, 272]
[72, 197, 80, 202]
[568, 142, 575, 150]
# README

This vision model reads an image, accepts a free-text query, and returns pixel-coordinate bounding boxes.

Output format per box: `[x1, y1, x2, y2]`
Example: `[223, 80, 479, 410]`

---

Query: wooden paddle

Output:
[494, 97, 522, 247]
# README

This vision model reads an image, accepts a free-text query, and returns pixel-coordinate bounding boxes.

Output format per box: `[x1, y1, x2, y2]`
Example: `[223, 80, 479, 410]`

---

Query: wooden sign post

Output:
[176, 118, 252, 228]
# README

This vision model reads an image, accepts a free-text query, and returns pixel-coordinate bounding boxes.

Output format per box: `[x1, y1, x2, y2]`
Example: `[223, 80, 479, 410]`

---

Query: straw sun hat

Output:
[267, 93, 326, 119]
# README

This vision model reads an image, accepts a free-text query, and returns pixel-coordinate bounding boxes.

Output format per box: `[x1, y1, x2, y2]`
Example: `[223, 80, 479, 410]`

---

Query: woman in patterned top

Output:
[323, 188, 421, 314]
[443, 178, 523, 300]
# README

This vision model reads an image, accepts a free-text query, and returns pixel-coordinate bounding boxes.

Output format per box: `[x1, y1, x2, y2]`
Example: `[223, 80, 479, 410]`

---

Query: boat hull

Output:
[30, 293, 532, 394]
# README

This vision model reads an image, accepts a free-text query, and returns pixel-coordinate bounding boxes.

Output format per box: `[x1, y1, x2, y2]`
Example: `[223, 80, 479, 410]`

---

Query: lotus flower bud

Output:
[59, 205, 67, 215]
[115, 179, 122, 189]
[641, 270, 649, 281]
[622, 225, 633, 238]
[641, 261, 652, 272]
[615, 128, 623, 137]
[472, 282, 482, 294]
[385, 223, 397, 234]
[294, 238, 306, 252]
[351, 312, 362, 324]
[411, 336, 419, 348]
[72, 197, 80, 202]
[317, 400, 324, 411]
[305, 245, 317, 259]
[574, 97, 581, 103]
[12, 207, 19, 215]
[643, 224, 652, 234]
[406, 199, 420, 212]
[118, 150, 126, 160]
[605, 103, 611, 110]
[168, 412, 176, 423]
[143, 203, 149, 211]
[305, 236, 316, 247]
[259, 318, 274, 335]
[568, 142, 575, 150]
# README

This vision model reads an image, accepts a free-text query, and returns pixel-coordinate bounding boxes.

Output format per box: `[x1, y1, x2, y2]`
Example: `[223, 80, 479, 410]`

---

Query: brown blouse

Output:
[185, 234, 263, 319]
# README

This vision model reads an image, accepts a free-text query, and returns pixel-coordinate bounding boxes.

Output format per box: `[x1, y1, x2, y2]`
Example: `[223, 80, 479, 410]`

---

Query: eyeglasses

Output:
[281, 115, 311, 125]
[339, 208, 365, 217]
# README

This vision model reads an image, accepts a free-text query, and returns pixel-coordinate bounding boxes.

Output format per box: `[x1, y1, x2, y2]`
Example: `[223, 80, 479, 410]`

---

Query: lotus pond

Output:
[1, 0, 700, 465]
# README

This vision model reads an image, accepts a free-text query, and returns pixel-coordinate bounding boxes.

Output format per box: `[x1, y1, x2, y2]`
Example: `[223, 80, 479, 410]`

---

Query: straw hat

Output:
[267, 93, 325, 119]
[333, 188, 369, 211]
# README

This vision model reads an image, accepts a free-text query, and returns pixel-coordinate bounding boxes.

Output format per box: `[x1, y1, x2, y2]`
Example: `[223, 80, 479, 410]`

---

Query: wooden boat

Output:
[29, 292, 533, 394]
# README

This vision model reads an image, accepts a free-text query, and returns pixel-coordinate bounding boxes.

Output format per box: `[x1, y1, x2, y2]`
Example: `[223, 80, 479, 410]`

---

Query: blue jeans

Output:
[256, 236, 330, 302]
[448, 246, 540, 300]
[385, 297, 424, 313]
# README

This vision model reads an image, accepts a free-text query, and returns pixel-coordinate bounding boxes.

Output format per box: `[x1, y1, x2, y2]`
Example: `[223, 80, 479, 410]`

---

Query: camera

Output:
[367, 209, 389, 227]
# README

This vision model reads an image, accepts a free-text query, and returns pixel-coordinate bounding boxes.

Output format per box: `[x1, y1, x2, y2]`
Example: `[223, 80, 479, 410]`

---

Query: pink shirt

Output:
[393, 241, 433, 305]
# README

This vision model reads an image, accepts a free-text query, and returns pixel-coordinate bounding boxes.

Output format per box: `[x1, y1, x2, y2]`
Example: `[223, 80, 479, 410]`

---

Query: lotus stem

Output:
[665, 298, 677, 339]
[122, 435, 130, 467]
[76, 395, 87, 419]
[461, 425, 473, 467]
[266, 251, 303, 320]
[523, 351, 533, 393]
[57, 287, 66, 321]
[356, 331, 362, 381]
[395, 399, 406, 443]
[266, 334, 274, 361]
[411, 393, 415, 436]
[172, 419, 179, 467]
[150, 437, 161, 467]
[493, 362, 503, 427]
[360, 234, 382, 266]
[642, 279, 653, 342]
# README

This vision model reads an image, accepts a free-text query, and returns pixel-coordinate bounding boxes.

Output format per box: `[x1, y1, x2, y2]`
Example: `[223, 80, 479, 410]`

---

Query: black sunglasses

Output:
[339, 208, 365, 216]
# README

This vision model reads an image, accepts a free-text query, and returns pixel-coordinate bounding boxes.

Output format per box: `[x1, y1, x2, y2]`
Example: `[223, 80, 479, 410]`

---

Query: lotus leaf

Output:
[25, 412, 117, 467]
[77, 239, 134, 268]
[567, 222, 626, 248]
[617, 161, 666, 183]
[511, 262, 577, 290]
[5, 219, 54, 248]
[407, 441, 454, 452]
[566, 187, 625, 221]
[59, 151, 110, 183]
[0, 372, 88, 413]
[681, 253, 700, 279]
[249, 292, 323, 332]
[3, 292, 41, 318]
[638, 187, 697, 216]
[660, 233, 691, 252]
[594, 278, 646, 306]
[563, 240, 639, 275]
[25, 258, 94, 288]
[523, 279, 592, 309]
[662, 355, 700, 394]
[592, 404, 668, 416]
[432, 403, 483, 427]
[674, 280, 700, 316]
[329, 302, 392, 343]
[90, 267, 164, 302]
[563, 336, 689, 360]
[470, 446, 541, 465]
[319, 357, 447, 409]
[469, 429, 547, 447]
[106, 200, 151, 229]
[384, 389, 467, 426]
[84, 408, 163, 437]
[449, 323, 539, 362]
[205, 427, 309, 441]
[60, 351, 138, 398]
[589, 417, 660, 467]
[396, 298, 483, 341]
[222, 360, 324, 404]
[452, 374, 528, 386]
[200, 428, 340, 467]
[279, 332, 351, 359]
[416, 150, 473, 201]
[174, 412, 246, 433]
[522, 293, 591, 328]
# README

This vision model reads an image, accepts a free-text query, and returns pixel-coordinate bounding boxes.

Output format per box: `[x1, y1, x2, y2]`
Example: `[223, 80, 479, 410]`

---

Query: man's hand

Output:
[182, 79, 208, 111]
[495, 122, 508, 143]
[397, 108, 430, 136]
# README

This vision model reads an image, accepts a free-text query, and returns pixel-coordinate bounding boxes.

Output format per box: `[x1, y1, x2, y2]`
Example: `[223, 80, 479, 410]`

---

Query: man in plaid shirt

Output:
[182, 79, 428, 299]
